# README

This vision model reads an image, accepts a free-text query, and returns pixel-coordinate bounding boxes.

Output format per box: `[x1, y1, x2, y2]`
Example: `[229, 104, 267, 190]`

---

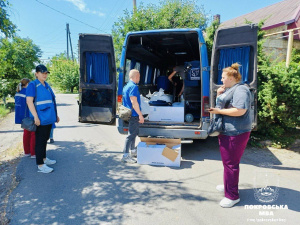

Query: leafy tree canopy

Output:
[47, 53, 79, 93]
[0, 0, 17, 38]
[112, 0, 208, 63]
[0, 37, 41, 105]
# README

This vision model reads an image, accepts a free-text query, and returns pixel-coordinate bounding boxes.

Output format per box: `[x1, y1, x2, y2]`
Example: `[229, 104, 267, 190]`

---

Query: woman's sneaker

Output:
[38, 164, 53, 173]
[216, 184, 224, 192]
[219, 197, 240, 208]
[121, 155, 137, 164]
[44, 158, 56, 165]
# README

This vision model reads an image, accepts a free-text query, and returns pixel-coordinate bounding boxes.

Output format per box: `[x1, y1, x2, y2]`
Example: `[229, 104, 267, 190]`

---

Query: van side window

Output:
[145, 65, 153, 84]
[125, 60, 131, 83]
[124, 59, 141, 84]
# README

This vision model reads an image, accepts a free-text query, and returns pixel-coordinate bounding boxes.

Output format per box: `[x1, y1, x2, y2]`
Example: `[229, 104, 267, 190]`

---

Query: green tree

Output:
[112, 0, 208, 64]
[204, 20, 219, 62]
[48, 54, 79, 93]
[0, 0, 17, 38]
[0, 37, 41, 106]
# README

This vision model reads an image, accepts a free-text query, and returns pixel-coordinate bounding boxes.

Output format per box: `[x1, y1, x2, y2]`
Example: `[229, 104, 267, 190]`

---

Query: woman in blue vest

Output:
[26, 65, 60, 173]
[15, 78, 36, 158]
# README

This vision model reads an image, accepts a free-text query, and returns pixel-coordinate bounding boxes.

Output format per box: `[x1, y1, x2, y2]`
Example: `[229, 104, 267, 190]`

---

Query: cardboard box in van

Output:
[148, 102, 184, 122]
[137, 137, 181, 167]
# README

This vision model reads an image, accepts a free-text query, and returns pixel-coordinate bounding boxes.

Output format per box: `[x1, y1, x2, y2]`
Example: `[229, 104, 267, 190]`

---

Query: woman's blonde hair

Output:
[16, 78, 30, 92]
[223, 63, 242, 82]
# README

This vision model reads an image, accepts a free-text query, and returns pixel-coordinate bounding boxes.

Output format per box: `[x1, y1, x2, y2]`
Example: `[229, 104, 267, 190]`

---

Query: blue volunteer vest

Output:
[29, 80, 57, 125]
[15, 88, 28, 124]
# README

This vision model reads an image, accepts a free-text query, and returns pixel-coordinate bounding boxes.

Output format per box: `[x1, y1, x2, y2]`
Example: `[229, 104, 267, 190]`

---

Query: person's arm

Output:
[130, 96, 144, 123]
[168, 70, 177, 83]
[179, 82, 184, 96]
[26, 97, 41, 126]
[208, 107, 246, 117]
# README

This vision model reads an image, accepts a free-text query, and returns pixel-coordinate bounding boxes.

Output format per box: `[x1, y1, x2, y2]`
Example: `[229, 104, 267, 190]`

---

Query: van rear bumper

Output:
[138, 127, 208, 139]
[117, 119, 208, 139]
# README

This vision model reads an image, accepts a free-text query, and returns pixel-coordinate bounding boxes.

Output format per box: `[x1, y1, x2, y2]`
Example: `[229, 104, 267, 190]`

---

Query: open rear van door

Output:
[210, 24, 258, 130]
[78, 34, 116, 125]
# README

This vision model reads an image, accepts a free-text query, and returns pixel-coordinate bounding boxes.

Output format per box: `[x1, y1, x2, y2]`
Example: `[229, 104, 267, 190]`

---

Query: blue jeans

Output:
[123, 116, 139, 154]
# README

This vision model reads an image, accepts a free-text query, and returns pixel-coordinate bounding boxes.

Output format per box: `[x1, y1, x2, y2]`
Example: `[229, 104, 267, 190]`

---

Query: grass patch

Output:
[0, 106, 10, 118]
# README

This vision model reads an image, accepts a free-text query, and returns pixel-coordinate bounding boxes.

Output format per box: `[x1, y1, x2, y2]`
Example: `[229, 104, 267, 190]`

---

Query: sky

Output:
[8, 0, 283, 61]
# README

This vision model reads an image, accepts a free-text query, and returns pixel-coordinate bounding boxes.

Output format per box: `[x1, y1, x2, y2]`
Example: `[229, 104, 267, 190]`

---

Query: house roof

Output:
[221, 0, 300, 30]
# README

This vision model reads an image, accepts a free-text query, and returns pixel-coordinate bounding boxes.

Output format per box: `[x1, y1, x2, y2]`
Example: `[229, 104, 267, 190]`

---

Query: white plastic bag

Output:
[150, 88, 173, 103]
[140, 95, 151, 115]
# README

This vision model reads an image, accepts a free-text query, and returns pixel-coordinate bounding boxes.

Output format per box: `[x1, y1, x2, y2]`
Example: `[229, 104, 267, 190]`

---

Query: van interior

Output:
[123, 30, 202, 126]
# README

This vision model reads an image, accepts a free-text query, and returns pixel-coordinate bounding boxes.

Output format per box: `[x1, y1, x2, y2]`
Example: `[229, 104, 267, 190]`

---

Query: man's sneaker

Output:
[38, 164, 53, 173]
[44, 157, 56, 165]
[49, 139, 54, 143]
[31, 155, 36, 159]
[121, 155, 137, 164]
[219, 197, 240, 208]
[216, 184, 224, 192]
[24, 153, 31, 157]
[130, 149, 137, 158]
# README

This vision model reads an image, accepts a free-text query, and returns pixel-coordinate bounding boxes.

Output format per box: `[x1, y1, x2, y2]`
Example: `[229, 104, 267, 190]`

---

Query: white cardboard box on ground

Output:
[137, 137, 181, 167]
[148, 102, 184, 122]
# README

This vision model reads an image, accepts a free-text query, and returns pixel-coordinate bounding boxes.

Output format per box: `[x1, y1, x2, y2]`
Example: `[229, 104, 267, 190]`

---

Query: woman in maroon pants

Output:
[209, 63, 252, 208]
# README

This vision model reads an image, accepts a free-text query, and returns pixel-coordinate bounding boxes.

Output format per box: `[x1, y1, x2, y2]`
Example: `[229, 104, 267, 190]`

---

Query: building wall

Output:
[263, 25, 300, 62]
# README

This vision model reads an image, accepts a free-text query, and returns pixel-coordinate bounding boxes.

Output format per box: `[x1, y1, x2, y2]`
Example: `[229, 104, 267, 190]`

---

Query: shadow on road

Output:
[8, 140, 207, 224]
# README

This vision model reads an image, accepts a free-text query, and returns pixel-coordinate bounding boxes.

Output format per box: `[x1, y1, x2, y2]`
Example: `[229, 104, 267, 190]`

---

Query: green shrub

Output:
[0, 105, 10, 118]
[255, 51, 300, 147]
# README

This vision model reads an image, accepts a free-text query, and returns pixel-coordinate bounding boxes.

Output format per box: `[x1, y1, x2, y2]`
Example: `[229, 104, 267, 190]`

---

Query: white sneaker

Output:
[121, 155, 137, 164]
[31, 155, 36, 158]
[38, 164, 53, 173]
[130, 149, 137, 158]
[216, 184, 224, 192]
[44, 157, 56, 165]
[219, 197, 240, 208]
[24, 153, 31, 157]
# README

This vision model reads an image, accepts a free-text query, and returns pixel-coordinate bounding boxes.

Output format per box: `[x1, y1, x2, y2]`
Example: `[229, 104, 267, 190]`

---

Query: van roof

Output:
[127, 28, 202, 35]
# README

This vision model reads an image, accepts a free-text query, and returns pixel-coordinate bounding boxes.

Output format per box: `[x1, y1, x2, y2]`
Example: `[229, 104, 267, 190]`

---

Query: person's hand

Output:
[217, 85, 225, 96]
[139, 115, 144, 124]
[34, 116, 41, 126]
[208, 108, 221, 114]
[56, 116, 60, 123]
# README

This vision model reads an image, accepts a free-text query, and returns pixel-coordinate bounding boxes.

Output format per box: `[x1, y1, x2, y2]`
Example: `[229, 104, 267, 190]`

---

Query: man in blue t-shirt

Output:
[121, 69, 144, 163]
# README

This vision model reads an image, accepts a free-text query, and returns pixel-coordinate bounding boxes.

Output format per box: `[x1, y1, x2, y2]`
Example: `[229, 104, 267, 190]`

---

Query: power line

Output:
[34, 0, 107, 33]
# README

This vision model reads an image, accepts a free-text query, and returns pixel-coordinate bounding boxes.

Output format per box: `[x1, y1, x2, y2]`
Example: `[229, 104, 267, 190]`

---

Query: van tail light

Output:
[202, 96, 209, 117]
[118, 95, 122, 103]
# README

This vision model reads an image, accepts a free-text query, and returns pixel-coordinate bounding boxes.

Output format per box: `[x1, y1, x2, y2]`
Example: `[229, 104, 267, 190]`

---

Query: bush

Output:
[0, 105, 10, 118]
[255, 50, 300, 147]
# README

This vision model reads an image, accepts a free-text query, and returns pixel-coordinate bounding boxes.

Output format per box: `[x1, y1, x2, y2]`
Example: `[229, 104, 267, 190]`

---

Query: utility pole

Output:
[66, 23, 74, 61]
[66, 23, 69, 60]
[133, 0, 136, 13]
[68, 27, 74, 61]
